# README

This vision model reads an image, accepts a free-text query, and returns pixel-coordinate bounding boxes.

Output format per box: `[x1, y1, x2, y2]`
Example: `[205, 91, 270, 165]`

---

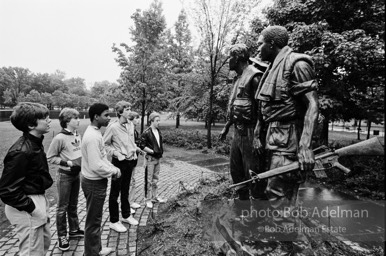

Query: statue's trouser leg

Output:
[230, 130, 249, 200]
[243, 127, 267, 199]
[265, 153, 301, 242]
[231, 127, 266, 199]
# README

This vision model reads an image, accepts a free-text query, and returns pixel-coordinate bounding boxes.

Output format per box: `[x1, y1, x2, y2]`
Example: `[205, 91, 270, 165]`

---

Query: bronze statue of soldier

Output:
[254, 25, 319, 251]
[219, 43, 268, 201]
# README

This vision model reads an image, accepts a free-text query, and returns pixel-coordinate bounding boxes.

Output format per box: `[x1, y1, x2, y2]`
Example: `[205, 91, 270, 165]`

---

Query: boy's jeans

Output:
[5, 194, 51, 256]
[144, 156, 161, 201]
[56, 171, 80, 237]
[81, 176, 107, 256]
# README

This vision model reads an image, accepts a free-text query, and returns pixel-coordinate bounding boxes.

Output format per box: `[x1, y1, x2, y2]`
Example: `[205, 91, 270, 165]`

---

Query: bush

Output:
[162, 128, 232, 155]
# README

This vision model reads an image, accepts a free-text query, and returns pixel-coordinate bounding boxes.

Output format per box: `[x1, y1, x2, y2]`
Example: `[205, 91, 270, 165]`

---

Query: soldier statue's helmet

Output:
[249, 57, 269, 72]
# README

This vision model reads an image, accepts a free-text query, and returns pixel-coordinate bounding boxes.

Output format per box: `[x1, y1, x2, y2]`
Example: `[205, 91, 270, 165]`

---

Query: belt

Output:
[59, 168, 80, 176]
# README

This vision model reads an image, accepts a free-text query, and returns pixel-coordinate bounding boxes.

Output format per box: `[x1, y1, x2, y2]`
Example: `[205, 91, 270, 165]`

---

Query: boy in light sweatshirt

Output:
[104, 101, 139, 233]
[81, 103, 121, 256]
[47, 108, 84, 251]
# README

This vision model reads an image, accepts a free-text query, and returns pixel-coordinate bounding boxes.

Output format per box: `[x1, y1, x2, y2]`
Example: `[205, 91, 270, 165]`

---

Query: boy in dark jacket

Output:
[140, 112, 167, 209]
[0, 102, 54, 256]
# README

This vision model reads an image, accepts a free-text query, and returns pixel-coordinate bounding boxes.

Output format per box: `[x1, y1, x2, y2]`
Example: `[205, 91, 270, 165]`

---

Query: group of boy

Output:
[0, 101, 166, 256]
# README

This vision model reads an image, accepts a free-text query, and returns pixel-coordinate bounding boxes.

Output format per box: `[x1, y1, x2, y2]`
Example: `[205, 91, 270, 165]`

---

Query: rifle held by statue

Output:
[229, 137, 384, 189]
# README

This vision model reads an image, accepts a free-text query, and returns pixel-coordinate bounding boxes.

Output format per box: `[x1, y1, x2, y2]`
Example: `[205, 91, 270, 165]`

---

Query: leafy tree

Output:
[0, 67, 96, 110]
[49, 70, 68, 93]
[52, 90, 72, 109]
[163, 9, 194, 128]
[41, 92, 53, 109]
[78, 95, 92, 111]
[89, 80, 127, 109]
[0, 69, 8, 107]
[30, 73, 52, 94]
[90, 81, 112, 99]
[185, 0, 258, 148]
[0, 67, 32, 106]
[30, 70, 68, 95]
[21, 89, 42, 103]
[112, 0, 167, 132]
[261, 0, 385, 143]
[242, 17, 269, 55]
[102, 83, 129, 108]
[64, 77, 87, 96]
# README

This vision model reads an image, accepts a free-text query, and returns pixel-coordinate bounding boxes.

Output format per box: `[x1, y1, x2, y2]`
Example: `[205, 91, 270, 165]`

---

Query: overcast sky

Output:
[0, 0, 184, 88]
[0, 0, 272, 88]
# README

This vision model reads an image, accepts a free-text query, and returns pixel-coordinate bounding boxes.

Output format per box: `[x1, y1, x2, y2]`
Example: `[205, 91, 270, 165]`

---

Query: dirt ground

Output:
[136, 174, 384, 256]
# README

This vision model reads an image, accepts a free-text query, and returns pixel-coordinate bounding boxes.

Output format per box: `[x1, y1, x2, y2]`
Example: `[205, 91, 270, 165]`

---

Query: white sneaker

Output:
[156, 197, 167, 203]
[131, 202, 141, 209]
[109, 221, 127, 232]
[130, 208, 135, 214]
[146, 201, 153, 209]
[100, 247, 113, 255]
[122, 216, 139, 226]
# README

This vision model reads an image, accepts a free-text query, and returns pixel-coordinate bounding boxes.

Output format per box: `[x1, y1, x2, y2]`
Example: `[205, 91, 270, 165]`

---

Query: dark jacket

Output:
[140, 127, 163, 159]
[0, 133, 53, 213]
[134, 129, 140, 146]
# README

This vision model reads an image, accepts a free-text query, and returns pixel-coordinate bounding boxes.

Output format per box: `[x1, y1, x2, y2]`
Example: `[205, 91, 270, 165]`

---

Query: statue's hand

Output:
[297, 145, 315, 172]
[218, 128, 228, 141]
[253, 137, 264, 155]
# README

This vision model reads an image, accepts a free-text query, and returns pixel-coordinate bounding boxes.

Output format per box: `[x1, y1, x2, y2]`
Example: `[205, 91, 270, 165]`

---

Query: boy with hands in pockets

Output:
[0, 102, 53, 256]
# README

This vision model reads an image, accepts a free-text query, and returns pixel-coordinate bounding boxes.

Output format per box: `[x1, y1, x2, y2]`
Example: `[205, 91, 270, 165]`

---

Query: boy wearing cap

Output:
[0, 102, 53, 256]
[140, 112, 167, 209]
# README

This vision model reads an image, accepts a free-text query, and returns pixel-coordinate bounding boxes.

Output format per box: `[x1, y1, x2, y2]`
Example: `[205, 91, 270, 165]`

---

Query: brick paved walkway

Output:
[0, 158, 220, 256]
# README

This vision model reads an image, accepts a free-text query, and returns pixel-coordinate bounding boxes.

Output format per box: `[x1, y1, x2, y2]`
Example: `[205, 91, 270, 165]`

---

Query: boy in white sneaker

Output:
[47, 108, 84, 251]
[104, 101, 139, 233]
[140, 112, 167, 209]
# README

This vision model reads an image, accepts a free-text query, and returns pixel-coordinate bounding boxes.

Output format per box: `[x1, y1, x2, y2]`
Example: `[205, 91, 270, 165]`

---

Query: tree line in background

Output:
[1, 0, 384, 147]
[0, 67, 121, 111]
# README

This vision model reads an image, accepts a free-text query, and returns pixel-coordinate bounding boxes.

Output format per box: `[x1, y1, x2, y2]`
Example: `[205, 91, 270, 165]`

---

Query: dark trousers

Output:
[81, 176, 107, 256]
[230, 126, 266, 200]
[265, 153, 301, 241]
[109, 158, 136, 223]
